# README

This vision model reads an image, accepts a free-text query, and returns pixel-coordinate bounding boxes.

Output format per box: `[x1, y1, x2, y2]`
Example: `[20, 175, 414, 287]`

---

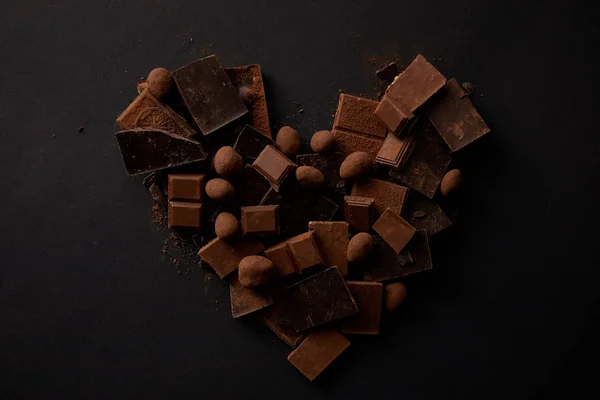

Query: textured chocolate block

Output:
[264, 240, 297, 277]
[198, 238, 264, 279]
[261, 301, 305, 348]
[241, 205, 279, 236]
[229, 275, 273, 318]
[286, 231, 324, 272]
[168, 174, 205, 201]
[296, 153, 346, 202]
[341, 282, 383, 334]
[344, 196, 375, 232]
[253, 145, 296, 191]
[375, 133, 415, 169]
[404, 191, 451, 236]
[287, 329, 350, 381]
[308, 221, 349, 276]
[234, 125, 275, 160]
[372, 208, 416, 254]
[351, 178, 409, 216]
[168, 201, 202, 228]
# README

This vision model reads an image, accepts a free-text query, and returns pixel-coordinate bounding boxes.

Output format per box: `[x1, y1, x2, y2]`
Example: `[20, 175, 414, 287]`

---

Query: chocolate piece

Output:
[173, 55, 247, 135]
[261, 302, 305, 348]
[372, 208, 416, 253]
[396, 230, 432, 277]
[376, 62, 400, 85]
[341, 282, 383, 334]
[229, 274, 273, 318]
[253, 145, 296, 192]
[198, 238, 264, 279]
[331, 94, 388, 158]
[225, 65, 272, 138]
[235, 165, 272, 206]
[375, 54, 447, 134]
[241, 205, 280, 236]
[375, 133, 415, 169]
[115, 129, 207, 176]
[404, 191, 451, 236]
[287, 328, 350, 381]
[116, 89, 197, 138]
[426, 78, 490, 151]
[168, 174, 205, 201]
[389, 120, 452, 199]
[351, 178, 409, 216]
[233, 125, 275, 161]
[296, 153, 346, 201]
[344, 196, 375, 232]
[264, 240, 297, 277]
[308, 222, 349, 276]
[279, 267, 358, 332]
[286, 231, 324, 272]
[168, 201, 202, 228]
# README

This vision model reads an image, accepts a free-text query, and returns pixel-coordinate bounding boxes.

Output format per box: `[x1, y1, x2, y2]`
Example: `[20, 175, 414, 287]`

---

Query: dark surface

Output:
[1, 0, 599, 399]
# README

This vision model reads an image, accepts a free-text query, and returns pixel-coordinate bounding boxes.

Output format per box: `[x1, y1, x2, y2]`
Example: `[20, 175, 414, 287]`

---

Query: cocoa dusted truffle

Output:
[310, 130, 335, 153]
[215, 212, 239, 239]
[295, 166, 325, 189]
[347, 232, 374, 262]
[214, 146, 244, 178]
[205, 178, 236, 202]
[340, 151, 373, 180]
[275, 126, 301, 157]
[147, 67, 174, 99]
[238, 255, 276, 288]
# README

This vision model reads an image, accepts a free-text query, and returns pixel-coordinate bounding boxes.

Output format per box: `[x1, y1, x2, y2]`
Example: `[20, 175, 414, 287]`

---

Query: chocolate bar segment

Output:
[426, 78, 491, 151]
[198, 238, 264, 279]
[351, 178, 409, 216]
[296, 153, 346, 202]
[168, 201, 202, 228]
[404, 191, 451, 236]
[308, 221, 349, 276]
[341, 282, 383, 335]
[234, 125, 275, 161]
[253, 145, 296, 192]
[372, 208, 416, 254]
[241, 205, 280, 236]
[229, 274, 273, 318]
[168, 174, 205, 201]
[261, 302, 305, 348]
[344, 196, 375, 232]
[264, 240, 297, 277]
[115, 129, 207, 176]
[376, 133, 416, 169]
[173, 55, 248, 135]
[286, 231, 324, 272]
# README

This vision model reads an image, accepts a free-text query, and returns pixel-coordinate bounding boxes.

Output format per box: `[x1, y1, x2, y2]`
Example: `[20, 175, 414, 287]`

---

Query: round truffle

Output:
[205, 178, 236, 202]
[147, 68, 174, 99]
[238, 255, 276, 288]
[275, 126, 301, 157]
[384, 282, 407, 311]
[214, 146, 244, 178]
[215, 212, 239, 239]
[347, 232, 374, 262]
[295, 166, 325, 189]
[440, 169, 462, 196]
[310, 130, 335, 153]
[339, 152, 373, 180]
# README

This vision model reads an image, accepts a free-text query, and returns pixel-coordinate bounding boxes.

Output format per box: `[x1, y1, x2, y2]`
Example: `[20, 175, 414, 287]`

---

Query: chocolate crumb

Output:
[413, 211, 426, 219]
[78, 126, 85, 133]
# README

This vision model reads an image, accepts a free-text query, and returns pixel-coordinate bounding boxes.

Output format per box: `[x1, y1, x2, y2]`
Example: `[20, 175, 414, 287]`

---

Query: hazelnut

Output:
[347, 232, 374, 262]
[440, 169, 462, 196]
[214, 146, 244, 178]
[339, 152, 373, 180]
[296, 166, 325, 189]
[238, 255, 276, 288]
[310, 130, 335, 153]
[147, 68, 174, 99]
[384, 282, 407, 311]
[205, 178, 235, 202]
[275, 126, 301, 157]
[215, 212, 239, 239]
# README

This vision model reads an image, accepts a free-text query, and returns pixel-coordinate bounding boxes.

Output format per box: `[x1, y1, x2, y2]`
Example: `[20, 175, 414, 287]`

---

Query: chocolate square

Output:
[286, 231, 324, 272]
[168, 201, 202, 228]
[341, 281, 383, 334]
[241, 205, 279, 236]
[264, 240, 297, 277]
[344, 196, 375, 232]
[287, 329, 350, 381]
[253, 145, 296, 191]
[198, 238, 264, 279]
[372, 208, 416, 254]
[168, 174, 205, 201]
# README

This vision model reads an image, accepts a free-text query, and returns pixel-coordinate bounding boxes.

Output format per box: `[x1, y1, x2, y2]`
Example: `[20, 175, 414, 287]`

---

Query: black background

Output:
[1, 1, 599, 399]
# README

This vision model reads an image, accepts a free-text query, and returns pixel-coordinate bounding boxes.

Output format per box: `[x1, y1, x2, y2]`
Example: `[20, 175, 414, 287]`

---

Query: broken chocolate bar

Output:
[115, 128, 207, 176]
[341, 281, 383, 334]
[404, 191, 451, 236]
[198, 238, 264, 279]
[253, 145, 296, 192]
[372, 208, 416, 254]
[279, 267, 358, 332]
[308, 221, 349, 276]
[426, 78, 491, 151]
[234, 125, 275, 161]
[241, 205, 280, 236]
[344, 196, 375, 232]
[173, 55, 248, 135]
[296, 153, 346, 202]
[261, 301, 305, 348]
[229, 274, 273, 318]
[168, 201, 202, 229]
[376, 62, 400, 86]
[286, 231, 324, 272]
[168, 174, 205, 201]
[264, 240, 297, 277]
[375, 133, 415, 169]
[235, 165, 272, 206]
[287, 328, 350, 381]
[351, 178, 409, 216]
[332, 93, 388, 158]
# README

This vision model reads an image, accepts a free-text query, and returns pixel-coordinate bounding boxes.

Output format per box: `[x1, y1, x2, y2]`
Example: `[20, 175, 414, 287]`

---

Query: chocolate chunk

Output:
[225, 65, 272, 138]
[261, 301, 305, 348]
[198, 238, 264, 279]
[375, 54, 447, 134]
[229, 274, 273, 318]
[395, 230, 432, 277]
[264, 240, 297, 277]
[426, 78, 491, 151]
[376, 62, 400, 86]
[241, 205, 280, 236]
[168, 201, 202, 228]
[116, 89, 197, 138]
[351, 178, 409, 217]
[253, 145, 296, 192]
[308, 221, 349, 276]
[296, 153, 346, 202]
[344, 196, 375, 232]
[173, 55, 248, 135]
[375, 133, 415, 169]
[287, 328, 350, 381]
[286, 231, 324, 272]
[332, 93, 388, 158]
[168, 174, 205, 201]
[233, 125, 275, 161]
[404, 191, 451, 236]
[341, 281, 383, 335]
[279, 267, 358, 332]
[235, 165, 272, 206]
[372, 208, 416, 254]
[115, 129, 207, 176]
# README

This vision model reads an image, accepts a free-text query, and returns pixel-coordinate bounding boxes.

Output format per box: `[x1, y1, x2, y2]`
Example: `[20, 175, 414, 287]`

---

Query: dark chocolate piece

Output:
[115, 128, 207, 176]
[344, 196, 375, 232]
[372, 208, 416, 254]
[234, 125, 275, 161]
[198, 238, 264, 279]
[279, 267, 359, 332]
[375, 133, 415, 169]
[241, 205, 280, 236]
[287, 329, 350, 381]
[229, 274, 273, 318]
[168, 201, 202, 228]
[286, 231, 324, 272]
[168, 174, 205, 201]
[235, 165, 272, 206]
[376, 62, 400, 86]
[308, 221, 349, 276]
[404, 191, 451, 236]
[253, 145, 296, 192]
[173, 55, 248, 135]
[426, 78, 491, 152]
[261, 301, 305, 348]
[296, 153, 346, 202]
[341, 281, 383, 335]
[351, 178, 409, 216]
[395, 230, 432, 277]
[331, 93, 388, 158]
[264, 240, 297, 277]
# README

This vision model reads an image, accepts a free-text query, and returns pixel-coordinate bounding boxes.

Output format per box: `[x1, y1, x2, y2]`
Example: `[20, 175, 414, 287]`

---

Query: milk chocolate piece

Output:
[253, 145, 296, 192]
[389, 120, 452, 199]
[116, 89, 197, 138]
[376, 62, 400, 86]
[426, 78, 490, 152]
[286, 231, 324, 272]
[225, 65, 272, 138]
[375, 133, 415, 169]
[168, 174, 205, 201]
[344, 196, 375, 232]
[173, 55, 248, 135]
[264, 240, 297, 277]
[404, 191, 451, 236]
[296, 153, 346, 202]
[198, 238, 264, 279]
[287, 328, 350, 381]
[115, 129, 207, 176]
[168, 201, 202, 228]
[332, 94, 388, 158]
[234, 125, 275, 161]
[241, 205, 280, 236]
[308, 221, 349, 276]
[236, 165, 272, 206]
[229, 274, 273, 318]
[372, 208, 416, 254]
[375, 54, 446, 134]
[261, 302, 305, 348]
[279, 267, 358, 332]
[351, 178, 409, 216]
[341, 282, 383, 334]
